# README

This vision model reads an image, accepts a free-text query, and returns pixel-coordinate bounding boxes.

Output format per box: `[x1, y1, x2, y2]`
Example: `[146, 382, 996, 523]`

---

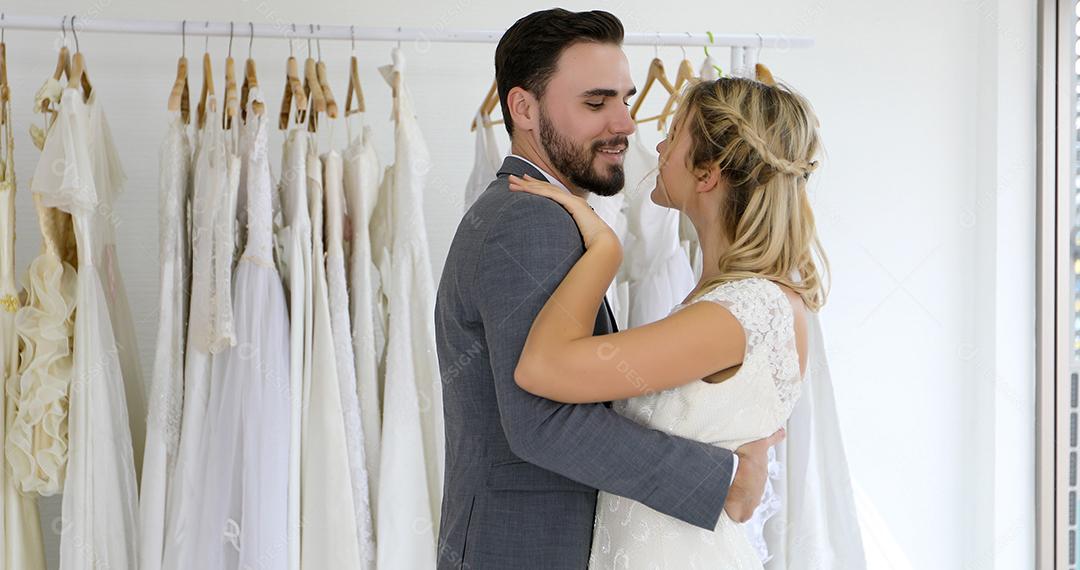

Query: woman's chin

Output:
[650, 186, 670, 208]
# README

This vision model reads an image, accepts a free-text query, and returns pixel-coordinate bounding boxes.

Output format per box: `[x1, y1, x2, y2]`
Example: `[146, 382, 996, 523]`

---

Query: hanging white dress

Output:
[85, 91, 148, 478]
[375, 48, 443, 570]
[139, 109, 192, 570]
[463, 109, 501, 211]
[300, 135, 364, 569]
[343, 122, 383, 516]
[590, 278, 804, 569]
[276, 127, 311, 570]
[324, 148, 376, 568]
[33, 85, 139, 570]
[586, 191, 629, 329]
[0, 89, 48, 570]
[193, 88, 290, 570]
[161, 97, 229, 570]
[622, 134, 695, 327]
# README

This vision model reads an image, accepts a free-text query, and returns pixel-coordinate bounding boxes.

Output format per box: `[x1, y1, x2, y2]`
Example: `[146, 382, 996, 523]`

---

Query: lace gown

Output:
[140, 109, 192, 570]
[161, 97, 231, 570]
[324, 148, 376, 567]
[343, 123, 383, 517]
[589, 278, 804, 570]
[33, 85, 139, 570]
[298, 135, 364, 569]
[375, 48, 443, 569]
[193, 88, 290, 570]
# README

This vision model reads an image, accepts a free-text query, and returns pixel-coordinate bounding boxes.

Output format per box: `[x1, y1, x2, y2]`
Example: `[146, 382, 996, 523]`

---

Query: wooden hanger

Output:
[302, 26, 327, 132]
[239, 23, 264, 120]
[314, 28, 337, 119]
[197, 50, 215, 130]
[278, 31, 307, 130]
[469, 78, 503, 132]
[66, 17, 93, 102]
[0, 31, 8, 127]
[167, 20, 191, 124]
[222, 23, 239, 129]
[629, 58, 675, 125]
[344, 27, 365, 117]
[649, 57, 697, 131]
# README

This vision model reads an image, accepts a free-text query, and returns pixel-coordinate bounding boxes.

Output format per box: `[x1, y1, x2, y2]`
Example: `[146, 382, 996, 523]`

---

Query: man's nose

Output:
[611, 104, 636, 136]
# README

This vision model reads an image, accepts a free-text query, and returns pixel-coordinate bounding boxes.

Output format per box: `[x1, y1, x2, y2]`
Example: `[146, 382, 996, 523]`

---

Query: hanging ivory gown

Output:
[33, 85, 139, 570]
[324, 148, 376, 567]
[0, 83, 48, 570]
[463, 109, 501, 211]
[299, 133, 364, 569]
[586, 191, 629, 329]
[139, 108, 192, 570]
[193, 87, 290, 570]
[374, 47, 443, 569]
[276, 127, 310, 570]
[86, 91, 147, 478]
[621, 134, 695, 327]
[343, 122, 383, 519]
[161, 96, 232, 570]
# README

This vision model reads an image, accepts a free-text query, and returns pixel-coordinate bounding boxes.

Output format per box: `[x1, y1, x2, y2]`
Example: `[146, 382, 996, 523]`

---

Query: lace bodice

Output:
[239, 88, 274, 266]
[590, 277, 804, 569]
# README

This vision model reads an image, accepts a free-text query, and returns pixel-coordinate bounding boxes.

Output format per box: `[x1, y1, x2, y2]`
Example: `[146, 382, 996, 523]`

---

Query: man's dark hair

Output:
[494, 9, 624, 136]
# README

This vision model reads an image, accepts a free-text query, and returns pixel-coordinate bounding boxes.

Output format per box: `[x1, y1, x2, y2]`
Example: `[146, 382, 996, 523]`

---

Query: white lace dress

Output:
[324, 148, 376, 567]
[33, 85, 139, 570]
[139, 110, 192, 570]
[375, 48, 443, 569]
[300, 137, 364, 568]
[343, 123, 383, 517]
[161, 97, 232, 570]
[193, 89, 290, 570]
[589, 278, 804, 570]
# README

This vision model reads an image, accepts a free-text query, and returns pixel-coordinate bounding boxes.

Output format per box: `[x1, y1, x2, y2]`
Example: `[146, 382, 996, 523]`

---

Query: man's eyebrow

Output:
[580, 87, 638, 98]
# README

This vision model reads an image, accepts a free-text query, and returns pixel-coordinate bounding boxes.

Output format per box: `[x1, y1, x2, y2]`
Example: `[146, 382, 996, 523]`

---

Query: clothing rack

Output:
[0, 14, 813, 49]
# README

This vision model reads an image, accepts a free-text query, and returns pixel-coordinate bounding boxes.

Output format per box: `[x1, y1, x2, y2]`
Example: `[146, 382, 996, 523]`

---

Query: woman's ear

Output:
[695, 163, 723, 195]
[506, 86, 538, 133]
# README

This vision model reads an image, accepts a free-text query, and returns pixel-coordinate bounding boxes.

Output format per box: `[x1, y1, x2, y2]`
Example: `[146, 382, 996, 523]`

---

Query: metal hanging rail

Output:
[0, 14, 813, 49]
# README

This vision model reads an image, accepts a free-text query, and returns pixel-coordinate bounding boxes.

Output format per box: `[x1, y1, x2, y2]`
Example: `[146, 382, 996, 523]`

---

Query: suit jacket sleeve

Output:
[474, 191, 734, 531]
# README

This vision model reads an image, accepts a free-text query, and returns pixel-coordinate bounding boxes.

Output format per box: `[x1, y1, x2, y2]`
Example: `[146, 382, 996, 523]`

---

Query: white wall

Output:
[0, 0, 1037, 568]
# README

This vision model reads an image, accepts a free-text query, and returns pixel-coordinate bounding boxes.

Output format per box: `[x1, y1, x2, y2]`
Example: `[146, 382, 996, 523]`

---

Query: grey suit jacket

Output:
[434, 156, 734, 570]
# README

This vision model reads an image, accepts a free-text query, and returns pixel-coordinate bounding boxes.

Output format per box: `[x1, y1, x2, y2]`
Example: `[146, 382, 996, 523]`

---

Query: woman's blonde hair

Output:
[674, 71, 830, 311]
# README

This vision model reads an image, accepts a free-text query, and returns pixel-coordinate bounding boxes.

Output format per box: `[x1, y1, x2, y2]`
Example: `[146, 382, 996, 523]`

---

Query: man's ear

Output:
[506, 86, 538, 132]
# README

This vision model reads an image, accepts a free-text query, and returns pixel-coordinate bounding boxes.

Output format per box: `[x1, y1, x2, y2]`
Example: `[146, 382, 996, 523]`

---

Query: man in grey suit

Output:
[435, 9, 781, 569]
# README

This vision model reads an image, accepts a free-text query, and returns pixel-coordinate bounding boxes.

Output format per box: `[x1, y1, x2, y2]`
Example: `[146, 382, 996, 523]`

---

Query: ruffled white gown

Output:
[299, 134, 364, 569]
[0, 90, 48, 570]
[343, 122, 384, 518]
[589, 278, 804, 569]
[375, 48, 443, 569]
[193, 88, 290, 570]
[324, 148, 376, 567]
[33, 85, 139, 570]
[139, 109, 192, 570]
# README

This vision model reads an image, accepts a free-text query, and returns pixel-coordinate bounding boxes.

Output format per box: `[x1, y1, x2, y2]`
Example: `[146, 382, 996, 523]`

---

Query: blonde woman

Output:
[509, 75, 833, 568]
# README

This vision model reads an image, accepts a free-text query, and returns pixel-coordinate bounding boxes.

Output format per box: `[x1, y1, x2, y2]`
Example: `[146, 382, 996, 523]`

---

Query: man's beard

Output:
[539, 109, 626, 197]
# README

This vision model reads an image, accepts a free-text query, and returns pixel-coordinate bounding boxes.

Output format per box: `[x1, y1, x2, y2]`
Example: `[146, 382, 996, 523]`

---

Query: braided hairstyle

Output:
[676, 70, 829, 311]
